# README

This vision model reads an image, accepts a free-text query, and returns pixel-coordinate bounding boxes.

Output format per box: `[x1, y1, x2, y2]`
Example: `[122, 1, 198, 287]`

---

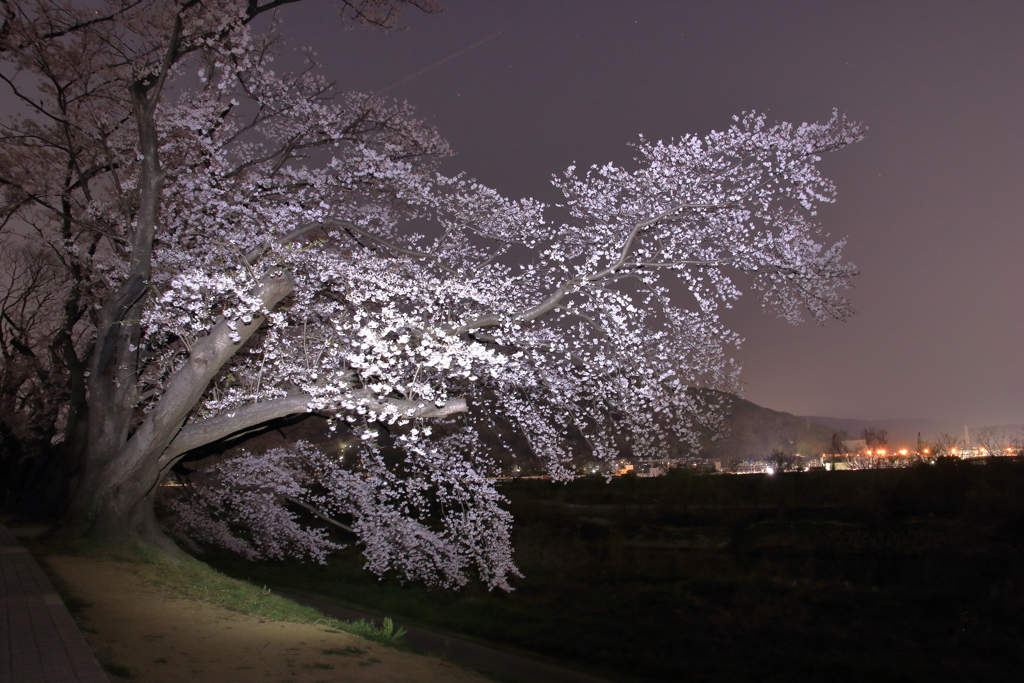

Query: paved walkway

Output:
[0, 525, 108, 683]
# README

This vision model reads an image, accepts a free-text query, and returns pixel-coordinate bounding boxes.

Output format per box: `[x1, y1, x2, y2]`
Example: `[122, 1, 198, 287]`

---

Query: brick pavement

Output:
[0, 525, 108, 683]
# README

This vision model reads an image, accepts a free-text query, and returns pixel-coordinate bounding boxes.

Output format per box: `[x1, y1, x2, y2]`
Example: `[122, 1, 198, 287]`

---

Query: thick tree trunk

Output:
[68, 462, 181, 554]
[67, 272, 295, 554]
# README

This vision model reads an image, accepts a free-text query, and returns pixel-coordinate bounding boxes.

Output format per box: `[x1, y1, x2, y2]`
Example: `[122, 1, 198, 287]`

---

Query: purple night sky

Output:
[272, 0, 1023, 427]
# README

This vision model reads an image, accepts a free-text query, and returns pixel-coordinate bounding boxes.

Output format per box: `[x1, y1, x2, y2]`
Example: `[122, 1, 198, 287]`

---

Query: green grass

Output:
[199, 460, 1024, 683]
[31, 536, 412, 649]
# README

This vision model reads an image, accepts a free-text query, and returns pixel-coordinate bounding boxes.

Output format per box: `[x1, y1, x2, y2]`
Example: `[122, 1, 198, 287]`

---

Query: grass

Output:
[29, 535, 412, 649]
[198, 459, 1024, 683]
[21, 459, 1023, 682]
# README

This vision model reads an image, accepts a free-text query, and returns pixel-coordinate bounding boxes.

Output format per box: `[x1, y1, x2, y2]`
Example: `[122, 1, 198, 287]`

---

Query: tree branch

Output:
[160, 389, 467, 466]
[457, 203, 729, 333]
[349, 388, 468, 419]
[116, 270, 295, 484]
[160, 392, 314, 466]
[244, 218, 460, 275]
[285, 496, 354, 534]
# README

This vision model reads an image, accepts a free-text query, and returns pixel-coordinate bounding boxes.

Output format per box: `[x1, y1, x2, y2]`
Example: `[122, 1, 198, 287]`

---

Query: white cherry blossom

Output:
[0, 0, 861, 589]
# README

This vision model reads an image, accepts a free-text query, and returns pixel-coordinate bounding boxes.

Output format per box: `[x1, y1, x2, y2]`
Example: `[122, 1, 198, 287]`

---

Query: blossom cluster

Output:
[1, 1, 863, 589]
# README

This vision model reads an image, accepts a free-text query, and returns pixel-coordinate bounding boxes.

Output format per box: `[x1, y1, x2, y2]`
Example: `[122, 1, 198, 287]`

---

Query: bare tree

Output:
[933, 432, 962, 457]
[830, 430, 848, 453]
[0, 245, 77, 514]
[974, 426, 1023, 458]
[862, 427, 889, 451]
[767, 449, 798, 473]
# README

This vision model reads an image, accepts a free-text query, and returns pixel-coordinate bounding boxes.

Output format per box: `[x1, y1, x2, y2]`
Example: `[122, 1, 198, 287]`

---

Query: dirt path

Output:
[44, 555, 489, 683]
[275, 590, 611, 683]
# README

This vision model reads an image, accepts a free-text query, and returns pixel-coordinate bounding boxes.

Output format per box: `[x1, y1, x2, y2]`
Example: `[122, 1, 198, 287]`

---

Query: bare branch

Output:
[285, 496, 354, 534]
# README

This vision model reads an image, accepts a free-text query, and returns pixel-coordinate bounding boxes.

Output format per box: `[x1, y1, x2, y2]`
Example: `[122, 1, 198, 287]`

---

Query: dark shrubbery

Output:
[199, 459, 1024, 682]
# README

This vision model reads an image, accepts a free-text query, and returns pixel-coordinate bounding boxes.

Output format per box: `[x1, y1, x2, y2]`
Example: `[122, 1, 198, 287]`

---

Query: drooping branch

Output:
[161, 389, 467, 467]
[112, 270, 296, 487]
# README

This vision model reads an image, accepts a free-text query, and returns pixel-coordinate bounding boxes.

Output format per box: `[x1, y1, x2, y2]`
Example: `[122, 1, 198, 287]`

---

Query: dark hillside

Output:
[698, 392, 836, 461]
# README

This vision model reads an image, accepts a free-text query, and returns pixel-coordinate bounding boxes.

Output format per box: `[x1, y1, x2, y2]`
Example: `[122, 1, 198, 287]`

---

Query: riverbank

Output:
[205, 461, 1024, 682]
[37, 549, 488, 683]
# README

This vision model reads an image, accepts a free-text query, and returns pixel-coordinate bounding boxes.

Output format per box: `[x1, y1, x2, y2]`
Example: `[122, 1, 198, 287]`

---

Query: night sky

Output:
[275, 0, 1023, 427]
[4, 1, 1007, 428]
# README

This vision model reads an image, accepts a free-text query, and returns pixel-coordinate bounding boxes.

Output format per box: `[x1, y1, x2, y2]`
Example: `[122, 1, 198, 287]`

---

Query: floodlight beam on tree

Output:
[0, 0, 863, 590]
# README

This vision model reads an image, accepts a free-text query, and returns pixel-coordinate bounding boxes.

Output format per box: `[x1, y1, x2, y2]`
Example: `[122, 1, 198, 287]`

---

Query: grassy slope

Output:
[27, 537, 410, 648]
[201, 459, 1024, 683]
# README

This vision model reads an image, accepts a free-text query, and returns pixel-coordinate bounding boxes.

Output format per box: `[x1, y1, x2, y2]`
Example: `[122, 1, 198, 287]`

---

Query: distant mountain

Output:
[697, 392, 837, 461]
[801, 416, 972, 445]
[473, 390, 847, 466]
[696, 399, 1014, 461]
[204, 390, 1008, 470]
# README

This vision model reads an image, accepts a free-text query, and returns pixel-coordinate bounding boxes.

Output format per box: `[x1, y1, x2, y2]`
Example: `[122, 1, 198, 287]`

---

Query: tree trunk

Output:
[68, 459, 188, 559]
[66, 273, 295, 556]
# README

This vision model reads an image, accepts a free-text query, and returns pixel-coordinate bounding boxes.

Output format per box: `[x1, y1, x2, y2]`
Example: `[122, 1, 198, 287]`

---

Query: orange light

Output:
[900, 449, 908, 456]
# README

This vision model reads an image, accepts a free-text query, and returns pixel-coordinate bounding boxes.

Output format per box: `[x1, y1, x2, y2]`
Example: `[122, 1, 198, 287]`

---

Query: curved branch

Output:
[160, 389, 468, 466]
[587, 201, 726, 283]
[119, 270, 295, 483]
[160, 392, 314, 466]
[244, 217, 460, 275]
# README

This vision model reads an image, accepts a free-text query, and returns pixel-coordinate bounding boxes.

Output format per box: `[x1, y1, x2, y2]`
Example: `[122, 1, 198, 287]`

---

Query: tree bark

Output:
[68, 272, 295, 548]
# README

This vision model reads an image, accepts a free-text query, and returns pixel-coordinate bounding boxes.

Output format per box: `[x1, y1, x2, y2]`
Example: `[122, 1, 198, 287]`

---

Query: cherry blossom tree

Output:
[0, 0, 863, 589]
